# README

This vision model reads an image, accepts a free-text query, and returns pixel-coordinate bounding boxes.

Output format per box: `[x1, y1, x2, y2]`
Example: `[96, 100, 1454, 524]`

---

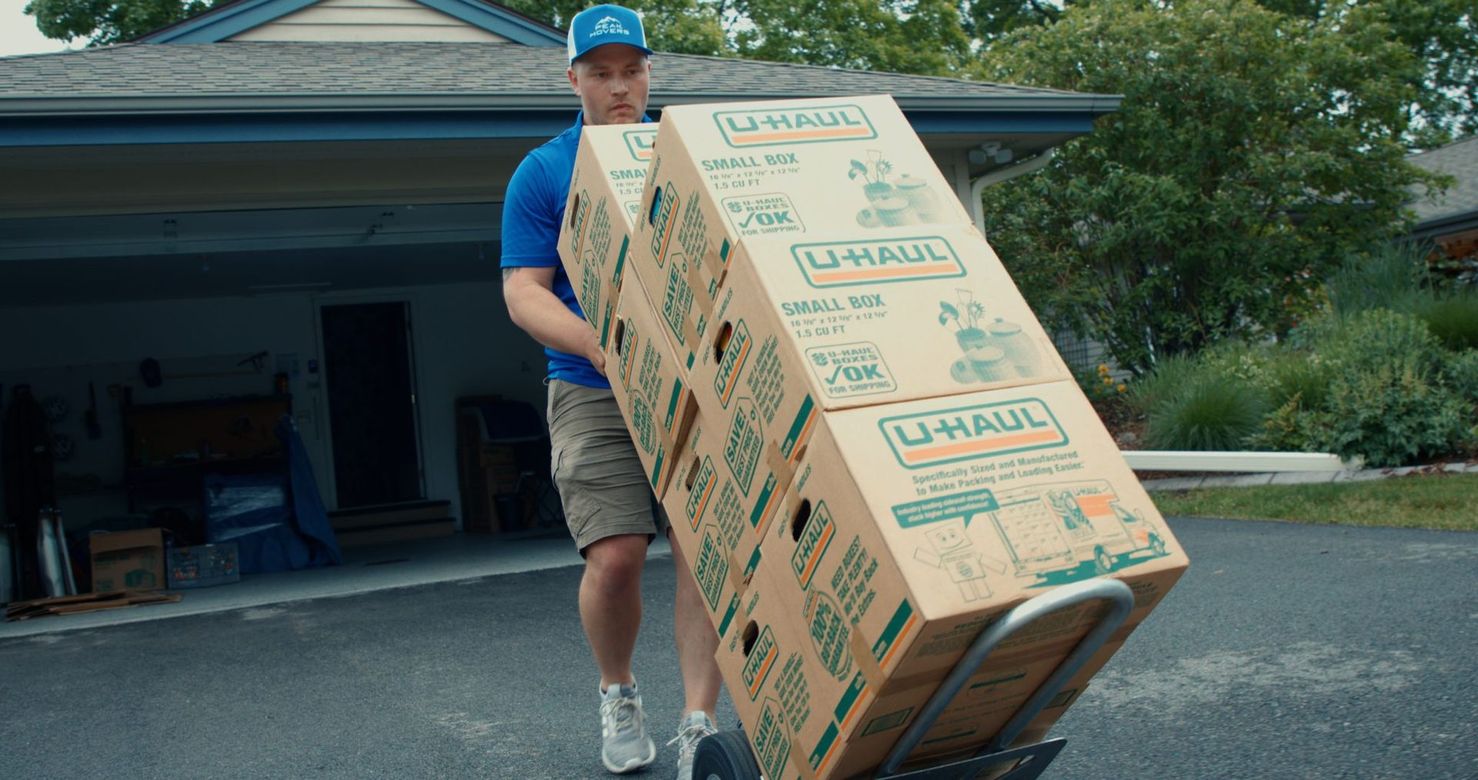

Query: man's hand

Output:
[503, 266, 607, 369]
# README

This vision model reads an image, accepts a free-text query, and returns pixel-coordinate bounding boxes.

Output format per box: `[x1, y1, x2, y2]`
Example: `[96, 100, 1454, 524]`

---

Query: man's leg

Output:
[668, 530, 722, 780]
[580, 533, 650, 689]
[548, 380, 663, 774]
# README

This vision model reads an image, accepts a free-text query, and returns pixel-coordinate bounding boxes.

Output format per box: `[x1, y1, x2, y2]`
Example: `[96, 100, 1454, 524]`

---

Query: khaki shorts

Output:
[547, 380, 665, 552]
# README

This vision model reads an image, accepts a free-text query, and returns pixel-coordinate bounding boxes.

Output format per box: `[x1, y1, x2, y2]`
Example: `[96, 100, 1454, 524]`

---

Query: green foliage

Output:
[1412, 290, 1478, 352]
[1138, 306, 1475, 465]
[976, 0, 1444, 373]
[25, 0, 223, 45]
[1124, 353, 1202, 415]
[1262, 0, 1478, 145]
[725, 0, 971, 75]
[1143, 373, 1268, 451]
[1310, 365, 1473, 467]
[964, 0, 1073, 40]
[1443, 349, 1478, 406]
[1319, 308, 1448, 378]
[1264, 309, 1473, 463]
[1325, 244, 1431, 319]
[500, 0, 727, 56]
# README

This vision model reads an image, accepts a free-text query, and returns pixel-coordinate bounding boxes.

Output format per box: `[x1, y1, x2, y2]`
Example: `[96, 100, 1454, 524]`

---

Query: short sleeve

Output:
[501, 153, 560, 268]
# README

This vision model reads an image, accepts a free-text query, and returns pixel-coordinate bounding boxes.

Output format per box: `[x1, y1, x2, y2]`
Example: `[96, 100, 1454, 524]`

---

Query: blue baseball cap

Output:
[567, 4, 653, 64]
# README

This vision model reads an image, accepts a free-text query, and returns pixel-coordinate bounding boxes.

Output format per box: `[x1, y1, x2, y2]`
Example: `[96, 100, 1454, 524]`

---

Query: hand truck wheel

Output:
[692, 729, 762, 780]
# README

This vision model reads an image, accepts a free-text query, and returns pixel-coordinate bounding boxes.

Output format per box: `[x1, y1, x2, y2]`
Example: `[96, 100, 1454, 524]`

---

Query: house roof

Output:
[137, 0, 566, 46]
[1409, 135, 1478, 229]
[0, 42, 1115, 116]
[0, 42, 1118, 149]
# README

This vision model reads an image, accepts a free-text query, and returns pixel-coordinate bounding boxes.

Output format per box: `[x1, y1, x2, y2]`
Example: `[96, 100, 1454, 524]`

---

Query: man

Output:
[500, 6, 721, 779]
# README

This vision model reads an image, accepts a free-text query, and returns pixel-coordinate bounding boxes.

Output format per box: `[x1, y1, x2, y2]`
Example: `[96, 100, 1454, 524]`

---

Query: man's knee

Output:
[584, 534, 648, 588]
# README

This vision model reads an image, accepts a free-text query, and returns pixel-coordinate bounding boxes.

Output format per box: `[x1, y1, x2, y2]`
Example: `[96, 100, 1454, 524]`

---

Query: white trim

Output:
[968, 149, 1054, 238]
[1122, 450, 1360, 473]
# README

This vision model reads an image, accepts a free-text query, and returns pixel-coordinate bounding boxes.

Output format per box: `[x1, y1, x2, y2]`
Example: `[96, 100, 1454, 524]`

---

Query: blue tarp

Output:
[202, 416, 341, 574]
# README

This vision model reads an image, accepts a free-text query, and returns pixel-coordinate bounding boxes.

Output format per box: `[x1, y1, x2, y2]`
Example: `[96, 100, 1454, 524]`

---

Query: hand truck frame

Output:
[693, 577, 1135, 780]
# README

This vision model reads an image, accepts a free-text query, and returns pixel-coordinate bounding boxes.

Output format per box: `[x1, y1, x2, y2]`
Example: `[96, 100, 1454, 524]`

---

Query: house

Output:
[1409, 135, 1478, 272]
[0, 0, 1121, 544]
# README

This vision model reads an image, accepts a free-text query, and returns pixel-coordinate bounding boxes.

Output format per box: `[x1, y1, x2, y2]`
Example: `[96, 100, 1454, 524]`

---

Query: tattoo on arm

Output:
[502, 268, 517, 282]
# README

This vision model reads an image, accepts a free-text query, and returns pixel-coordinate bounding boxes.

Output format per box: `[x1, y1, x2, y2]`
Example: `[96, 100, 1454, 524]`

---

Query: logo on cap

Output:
[591, 16, 629, 38]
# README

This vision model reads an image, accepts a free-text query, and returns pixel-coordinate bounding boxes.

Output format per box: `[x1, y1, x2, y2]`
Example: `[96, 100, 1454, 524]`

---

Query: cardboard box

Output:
[662, 224, 1071, 547]
[660, 396, 791, 644]
[712, 380, 1187, 778]
[627, 94, 972, 355]
[90, 528, 165, 592]
[166, 542, 240, 589]
[605, 277, 698, 497]
[558, 122, 658, 348]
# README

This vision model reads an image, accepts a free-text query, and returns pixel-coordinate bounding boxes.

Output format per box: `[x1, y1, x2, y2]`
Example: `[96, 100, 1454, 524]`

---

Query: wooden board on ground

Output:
[6, 590, 182, 621]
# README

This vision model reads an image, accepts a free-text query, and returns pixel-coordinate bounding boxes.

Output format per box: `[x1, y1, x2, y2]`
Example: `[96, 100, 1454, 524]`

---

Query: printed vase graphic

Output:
[849, 152, 940, 228]
[938, 291, 1042, 384]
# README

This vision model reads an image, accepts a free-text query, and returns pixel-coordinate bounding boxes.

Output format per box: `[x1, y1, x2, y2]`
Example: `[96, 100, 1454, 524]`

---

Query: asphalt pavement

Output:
[2, 517, 1475, 779]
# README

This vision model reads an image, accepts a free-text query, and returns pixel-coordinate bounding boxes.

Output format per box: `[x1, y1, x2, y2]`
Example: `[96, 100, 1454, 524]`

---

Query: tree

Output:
[974, 0, 1446, 373]
[499, 0, 727, 57]
[964, 0, 1073, 40]
[726, 0, 971, 75]
[25, 0, 224, 46]
[1259, 0, 1478, 147]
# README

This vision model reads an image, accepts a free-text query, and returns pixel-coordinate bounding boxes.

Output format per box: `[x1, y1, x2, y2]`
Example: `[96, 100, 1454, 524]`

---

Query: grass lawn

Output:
[1147, 473, 1478, 531]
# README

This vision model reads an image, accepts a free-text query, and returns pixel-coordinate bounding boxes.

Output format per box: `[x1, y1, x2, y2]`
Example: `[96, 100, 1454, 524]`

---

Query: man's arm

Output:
[502, 266, 606, 376]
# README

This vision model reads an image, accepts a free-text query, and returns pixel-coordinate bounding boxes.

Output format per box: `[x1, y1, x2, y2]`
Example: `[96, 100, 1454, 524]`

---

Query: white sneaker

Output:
[668, 710, 718, 780]
[600, 683, 657, 774]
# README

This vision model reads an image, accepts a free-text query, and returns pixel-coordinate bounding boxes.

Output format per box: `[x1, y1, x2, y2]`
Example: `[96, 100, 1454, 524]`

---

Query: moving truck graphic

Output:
[985, 480, 1169, 587]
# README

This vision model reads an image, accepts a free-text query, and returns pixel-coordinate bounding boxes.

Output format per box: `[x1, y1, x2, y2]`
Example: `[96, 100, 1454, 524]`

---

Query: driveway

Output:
[1, 517, 1474, 779]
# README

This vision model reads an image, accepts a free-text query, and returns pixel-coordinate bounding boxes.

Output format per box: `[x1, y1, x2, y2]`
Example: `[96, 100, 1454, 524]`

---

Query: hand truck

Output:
[693, 577, 1135, 780]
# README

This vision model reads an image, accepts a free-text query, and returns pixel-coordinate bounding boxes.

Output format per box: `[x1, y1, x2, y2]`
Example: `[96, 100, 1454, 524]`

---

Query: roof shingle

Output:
[0, 42, 1110, 109]
[1409, 136, 1478, 225]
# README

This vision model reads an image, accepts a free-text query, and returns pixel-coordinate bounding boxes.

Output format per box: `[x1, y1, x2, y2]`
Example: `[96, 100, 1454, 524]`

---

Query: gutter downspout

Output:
[968, 148, 1055, 238]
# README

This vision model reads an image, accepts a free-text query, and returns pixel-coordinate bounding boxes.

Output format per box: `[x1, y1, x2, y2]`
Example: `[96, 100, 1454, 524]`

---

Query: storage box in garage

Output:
[558, 122, 658, 350]
[710, 379, 1188, 778]
[627, 95, 972, 354]
[604, 277, 698, 498]
[90, 528, 166, 592]
[166, 542, 240, 589]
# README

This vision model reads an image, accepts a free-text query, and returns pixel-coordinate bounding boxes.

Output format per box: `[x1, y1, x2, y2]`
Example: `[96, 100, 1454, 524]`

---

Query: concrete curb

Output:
[1142, 460, 1478, 491]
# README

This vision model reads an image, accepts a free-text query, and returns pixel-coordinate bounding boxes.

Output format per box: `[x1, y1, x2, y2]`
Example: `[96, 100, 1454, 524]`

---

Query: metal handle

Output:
[878, 577, 1135, 775]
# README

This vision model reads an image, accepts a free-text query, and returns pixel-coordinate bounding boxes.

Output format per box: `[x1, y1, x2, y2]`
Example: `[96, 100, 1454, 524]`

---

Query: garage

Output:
[0, 0, 1118, 609]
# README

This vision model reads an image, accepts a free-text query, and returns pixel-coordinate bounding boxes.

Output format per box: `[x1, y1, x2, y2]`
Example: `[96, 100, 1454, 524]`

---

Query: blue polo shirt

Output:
[502, 112, 650, 389]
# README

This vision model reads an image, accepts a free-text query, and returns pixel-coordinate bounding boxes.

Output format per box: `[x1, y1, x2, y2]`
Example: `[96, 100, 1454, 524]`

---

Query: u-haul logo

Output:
[713, 321, 752, 407]
[567, 188, 591, 259]
[715, 104, 877, 148]
[790, 501, 835, 590]
[624, 129, 656, 161]
[742, 626, 779, 700]
[648, 182, 679, 266]
[880, 399, 1068, 469]
[792, 236, 965, 288]
[684, 456, 717, 531]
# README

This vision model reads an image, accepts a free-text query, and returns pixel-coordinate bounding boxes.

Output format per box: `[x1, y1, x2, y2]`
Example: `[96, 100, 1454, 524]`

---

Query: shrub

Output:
[1413, 290, 1478, 352]
[1258, 349, 1332, 410]
[1310, 365, 1474, 467]
[1125, 353, 1201, 415]
[1319, 308, 1447, 378]
[1445, 349, 1478, 400]
[1325, 244, 1428, 318]
[1143, 374, 1267, 451]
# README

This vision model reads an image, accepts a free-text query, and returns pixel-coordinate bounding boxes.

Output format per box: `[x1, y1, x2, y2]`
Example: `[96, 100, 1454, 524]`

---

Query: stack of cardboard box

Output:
[559, 95, 1188, 779]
